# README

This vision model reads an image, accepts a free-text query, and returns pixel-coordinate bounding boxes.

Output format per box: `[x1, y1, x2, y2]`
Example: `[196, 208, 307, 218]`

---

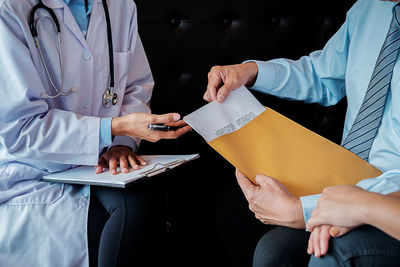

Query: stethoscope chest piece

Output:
[102, 88, 118, 108]
[112, 92, 118, 105]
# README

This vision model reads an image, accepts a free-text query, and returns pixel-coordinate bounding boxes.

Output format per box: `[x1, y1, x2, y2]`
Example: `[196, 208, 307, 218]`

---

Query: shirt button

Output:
[83, 49, 92, 60]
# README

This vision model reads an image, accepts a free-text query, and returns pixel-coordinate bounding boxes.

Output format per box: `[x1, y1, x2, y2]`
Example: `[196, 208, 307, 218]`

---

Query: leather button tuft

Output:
[272, 17, 280, 25]
[223, 19, 232, 26]
[171, 18, 181, 26]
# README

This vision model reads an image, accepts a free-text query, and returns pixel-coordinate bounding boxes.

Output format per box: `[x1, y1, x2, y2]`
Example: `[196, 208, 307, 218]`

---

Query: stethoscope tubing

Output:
[101, 0, 114, 90]
[29, 0, 116, 107]
[29, 0, 60, 38]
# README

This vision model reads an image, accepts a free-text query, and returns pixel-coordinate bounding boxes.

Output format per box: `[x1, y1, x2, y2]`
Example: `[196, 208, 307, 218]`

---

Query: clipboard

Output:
[140, 159, 189, 177]
[42, 154, 200, 188]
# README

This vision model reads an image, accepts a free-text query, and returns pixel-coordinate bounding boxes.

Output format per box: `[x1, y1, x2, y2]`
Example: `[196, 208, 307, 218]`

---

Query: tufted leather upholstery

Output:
[134, 0, 355, 264]
[136, 0, 354, 156]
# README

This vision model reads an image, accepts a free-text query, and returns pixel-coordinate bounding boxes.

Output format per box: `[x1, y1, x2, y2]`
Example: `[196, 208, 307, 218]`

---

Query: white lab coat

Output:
[0, 0, 153, 266]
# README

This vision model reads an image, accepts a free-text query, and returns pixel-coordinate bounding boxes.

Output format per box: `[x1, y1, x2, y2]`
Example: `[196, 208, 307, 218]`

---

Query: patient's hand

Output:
[307, 185, 368, 230]
[204, 62, 258, 103]
[307, 225, 352, 257]
[95, 145, 147, 175]
[235, 169, 306, 229]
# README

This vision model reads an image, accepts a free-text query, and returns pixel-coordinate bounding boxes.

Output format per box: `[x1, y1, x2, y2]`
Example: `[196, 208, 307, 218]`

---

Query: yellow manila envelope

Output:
[184, 87, 382, 197]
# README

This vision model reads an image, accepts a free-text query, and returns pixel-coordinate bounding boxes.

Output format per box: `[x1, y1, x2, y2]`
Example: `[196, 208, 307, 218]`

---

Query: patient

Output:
[203, 0, 400, 266]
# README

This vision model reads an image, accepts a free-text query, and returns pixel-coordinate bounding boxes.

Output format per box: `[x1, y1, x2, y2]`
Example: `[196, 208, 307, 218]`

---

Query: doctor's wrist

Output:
[111, 117, 125, 136]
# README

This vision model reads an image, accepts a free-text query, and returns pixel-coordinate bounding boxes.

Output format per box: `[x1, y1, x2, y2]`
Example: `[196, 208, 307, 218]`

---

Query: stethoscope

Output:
[29, 0, 117, 108]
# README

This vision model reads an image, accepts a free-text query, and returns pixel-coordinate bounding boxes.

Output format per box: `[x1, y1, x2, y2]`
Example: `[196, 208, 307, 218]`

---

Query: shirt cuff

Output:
[243, 60, 277, 92]
[300, 193, 321, 228]
[99, 117, 113, 149]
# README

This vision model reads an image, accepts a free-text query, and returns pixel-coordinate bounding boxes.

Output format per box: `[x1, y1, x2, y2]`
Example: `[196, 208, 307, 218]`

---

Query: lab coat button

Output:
[83, 50, 92, 60]
[82, 30, 87, 37]
[83, 99, 90, 109]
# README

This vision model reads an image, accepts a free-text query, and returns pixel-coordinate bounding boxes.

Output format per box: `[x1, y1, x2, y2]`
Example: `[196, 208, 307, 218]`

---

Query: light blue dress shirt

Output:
[64, 0, 113, 150]
[249, 0, 400, 225]
[64, 0, 91, 34]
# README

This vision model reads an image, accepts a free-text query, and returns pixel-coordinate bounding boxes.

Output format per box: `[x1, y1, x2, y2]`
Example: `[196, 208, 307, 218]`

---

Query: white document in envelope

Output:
[184, 86, 265, 142]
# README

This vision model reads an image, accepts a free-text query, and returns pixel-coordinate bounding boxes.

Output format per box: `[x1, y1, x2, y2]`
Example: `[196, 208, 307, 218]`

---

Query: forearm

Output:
[1, 109, 100, 165]
[251, 55, 346, 106]
[360, 191, 400, 241]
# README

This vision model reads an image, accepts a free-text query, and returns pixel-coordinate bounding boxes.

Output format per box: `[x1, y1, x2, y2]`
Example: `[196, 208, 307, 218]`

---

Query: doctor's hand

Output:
[96, 145, 147, 175]
[204, 62, 258, 103]
[235, 169, 306, 229]
[111, 112, 191, 143]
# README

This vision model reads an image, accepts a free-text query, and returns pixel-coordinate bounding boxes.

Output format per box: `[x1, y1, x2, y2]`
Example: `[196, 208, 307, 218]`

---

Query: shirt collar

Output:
[63, 0, 93, 15]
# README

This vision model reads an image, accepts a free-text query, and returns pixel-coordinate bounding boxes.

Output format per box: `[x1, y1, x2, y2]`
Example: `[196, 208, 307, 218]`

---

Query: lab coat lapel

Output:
[43, 0, 88, 48]
[86, 0, 103, 45]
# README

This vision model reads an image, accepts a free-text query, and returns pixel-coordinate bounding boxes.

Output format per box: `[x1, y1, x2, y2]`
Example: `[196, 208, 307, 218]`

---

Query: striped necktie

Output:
[342, 4, 400, 161]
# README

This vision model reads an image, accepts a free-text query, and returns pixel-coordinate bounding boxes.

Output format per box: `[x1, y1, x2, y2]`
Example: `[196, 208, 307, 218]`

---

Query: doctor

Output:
[0, 0, 190, 266]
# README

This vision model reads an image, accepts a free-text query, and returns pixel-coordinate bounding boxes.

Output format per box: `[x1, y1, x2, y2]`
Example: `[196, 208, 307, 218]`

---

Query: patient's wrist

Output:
[243, 62, 259, 87]
[358, 191, 380, 225]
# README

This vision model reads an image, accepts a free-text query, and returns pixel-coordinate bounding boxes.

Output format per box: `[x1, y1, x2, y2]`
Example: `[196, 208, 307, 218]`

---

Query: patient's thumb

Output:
[217, 84, 235, 102]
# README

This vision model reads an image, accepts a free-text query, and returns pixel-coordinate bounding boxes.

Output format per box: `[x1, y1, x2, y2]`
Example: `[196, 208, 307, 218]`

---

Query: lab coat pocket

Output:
[2, 164, 65, 206]
[5, 183, 65, 206]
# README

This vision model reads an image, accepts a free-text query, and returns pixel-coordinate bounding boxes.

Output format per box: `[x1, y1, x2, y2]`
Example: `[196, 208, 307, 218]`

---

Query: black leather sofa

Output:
[134, 0, 355, 265]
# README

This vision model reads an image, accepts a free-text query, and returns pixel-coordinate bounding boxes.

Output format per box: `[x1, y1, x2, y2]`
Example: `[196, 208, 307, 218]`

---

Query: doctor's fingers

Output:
[165, 120, 189, 127]
[126, 155, 143, 171]
[108, 157, 118, 175]
[149, 113, 181, 124]
[132, 154, 147, 166]
[96, 157, 108, 174]
[119, 156, 130, 173]
[153, 125, 191, 141]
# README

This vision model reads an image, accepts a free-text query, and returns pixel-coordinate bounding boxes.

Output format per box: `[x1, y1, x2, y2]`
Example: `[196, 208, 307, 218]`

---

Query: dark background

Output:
[134, 0, 355, 265]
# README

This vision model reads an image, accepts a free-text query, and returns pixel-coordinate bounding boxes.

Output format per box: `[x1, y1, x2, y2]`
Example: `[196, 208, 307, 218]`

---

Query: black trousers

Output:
[87, 183, 167, 267]
[307, 225, 400, 267]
